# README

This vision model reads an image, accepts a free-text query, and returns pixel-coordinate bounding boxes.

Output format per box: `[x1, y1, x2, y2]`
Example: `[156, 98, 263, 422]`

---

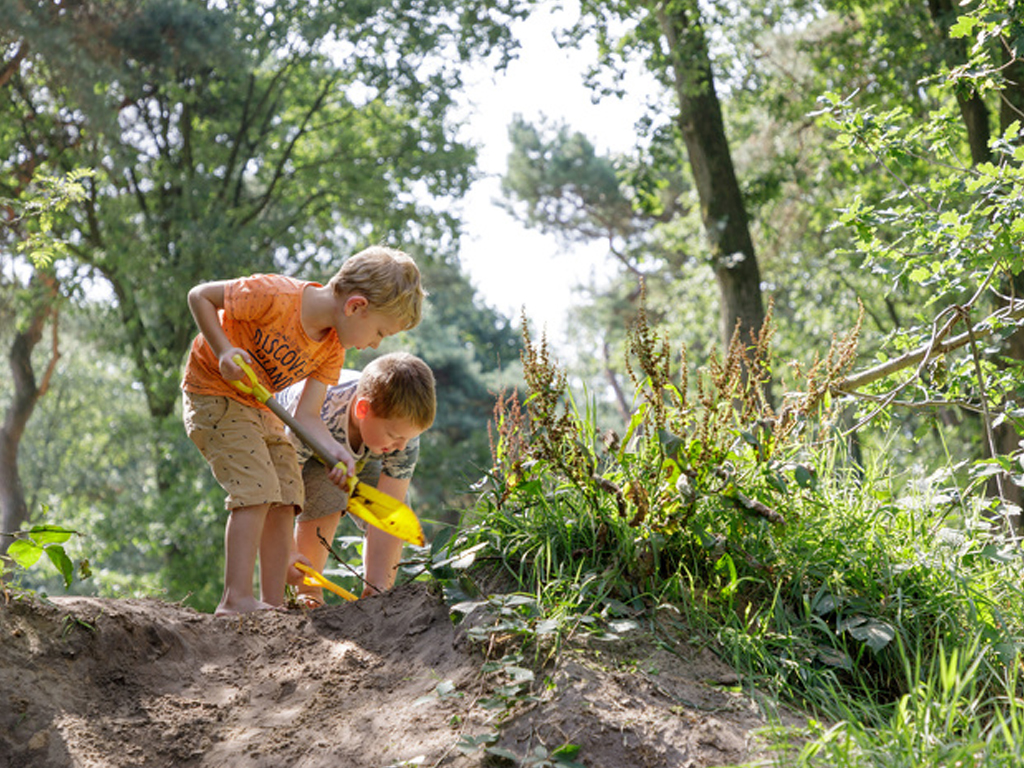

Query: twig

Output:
[314, 526, 427, 593]
[844, 392, 993, 416]
[832, 271, 1022, 441]
[316, 528, 372, 593]
[836, 304, 963, 434]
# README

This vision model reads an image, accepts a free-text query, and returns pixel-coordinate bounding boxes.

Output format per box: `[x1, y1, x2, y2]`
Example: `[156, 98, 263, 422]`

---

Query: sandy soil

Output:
[0, 583, 807, 767]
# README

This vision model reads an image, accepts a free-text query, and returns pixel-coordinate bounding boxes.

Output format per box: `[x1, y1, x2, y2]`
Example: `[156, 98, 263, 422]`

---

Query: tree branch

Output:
[832, 299, 1024, 394]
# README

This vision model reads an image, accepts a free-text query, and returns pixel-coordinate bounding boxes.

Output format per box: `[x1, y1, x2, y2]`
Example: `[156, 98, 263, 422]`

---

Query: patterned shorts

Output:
[183, 392, 303, 512]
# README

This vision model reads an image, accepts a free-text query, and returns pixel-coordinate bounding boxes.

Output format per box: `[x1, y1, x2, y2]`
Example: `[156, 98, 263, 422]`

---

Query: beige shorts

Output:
[299, 460, 381, 529]
[183, 392, 304, 512]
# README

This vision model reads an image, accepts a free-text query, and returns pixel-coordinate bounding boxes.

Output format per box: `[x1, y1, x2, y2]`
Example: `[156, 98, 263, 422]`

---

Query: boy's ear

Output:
[344, 295, 368, 315]
[353, 397, 371, 420]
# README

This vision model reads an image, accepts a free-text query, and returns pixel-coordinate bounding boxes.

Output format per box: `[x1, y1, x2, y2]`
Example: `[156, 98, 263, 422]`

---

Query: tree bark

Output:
[927, 0, 992, 165]
[1, 274, 60, 557]
[991, 21, 1024, 516]
[603, 341, 632, 422]
[653, 1, 767, 370]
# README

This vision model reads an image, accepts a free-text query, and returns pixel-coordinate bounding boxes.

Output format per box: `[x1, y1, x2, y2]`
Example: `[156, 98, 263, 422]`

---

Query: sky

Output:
[453, 4, 655, 351]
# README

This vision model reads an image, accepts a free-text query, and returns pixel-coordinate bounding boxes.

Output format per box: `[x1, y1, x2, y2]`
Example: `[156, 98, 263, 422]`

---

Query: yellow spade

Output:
[228, 355, 425, 547]
[294, 562, 358, 602]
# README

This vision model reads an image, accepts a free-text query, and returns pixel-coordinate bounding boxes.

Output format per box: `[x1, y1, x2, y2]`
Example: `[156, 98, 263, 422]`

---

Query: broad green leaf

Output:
[535, 619, 560, 635]
[28, 524, 75, 546]
[7, 539, 44, 568]
[504, 666, 535, 683]
[449, 599, 487, 616]
[908, 266, 930, 283]
[840, 616, 896, 652]
[794, 465, 815, 489]
[552, 743, 582, 759]
[977, 544, 1016, 564]
[45, 545, 75, 587]
[657, 429, 685, 459]
[608, 619, 639, 634]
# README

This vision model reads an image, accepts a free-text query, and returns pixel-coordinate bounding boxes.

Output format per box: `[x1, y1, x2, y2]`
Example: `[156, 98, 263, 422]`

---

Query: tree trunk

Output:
[1, 273, 60, 557]
[989, 27, 1024, 520]
[603, 341, 631, 422]
[928, 0, 992, 165]
[653, 1, 767, 367]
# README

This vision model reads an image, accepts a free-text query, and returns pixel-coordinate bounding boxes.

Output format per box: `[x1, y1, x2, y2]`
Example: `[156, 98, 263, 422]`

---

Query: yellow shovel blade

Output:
[346, 479, 425, 547]
[294, 562, 358, 602]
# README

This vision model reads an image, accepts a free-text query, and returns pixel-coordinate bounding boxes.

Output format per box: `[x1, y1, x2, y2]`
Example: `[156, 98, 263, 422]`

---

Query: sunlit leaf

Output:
[28, 524, 76, 546]
[45, 545, 75, 588]
[7, 539, 44, 568]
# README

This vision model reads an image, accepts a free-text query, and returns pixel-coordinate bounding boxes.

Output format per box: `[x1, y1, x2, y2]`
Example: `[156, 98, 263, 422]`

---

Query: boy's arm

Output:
[187, 281, 249, 381]
[362, 474, 412, 596]
[292, 378, 356, 479]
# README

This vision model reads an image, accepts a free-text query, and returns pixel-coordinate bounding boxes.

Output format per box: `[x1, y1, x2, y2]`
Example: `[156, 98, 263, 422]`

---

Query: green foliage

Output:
[453, 649, 585, 767]
[380, 32, 1024, 722]
[440, 276, 1024, 762]
[0, 170, 95, 269]
[502, 116, 643, 242]
[1, 0, 528, 424]
[8, 310, 221, 606]
[4, 523, 87, 588]
[813, 94, 1024, 298]
[793, 638, 1024, 766]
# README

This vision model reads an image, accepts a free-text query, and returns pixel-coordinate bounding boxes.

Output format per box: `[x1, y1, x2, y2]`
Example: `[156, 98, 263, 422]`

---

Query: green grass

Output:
[434, 387, 1024, 766]
[427, 311, 1024, 766]
[442, 446, 1024, 765]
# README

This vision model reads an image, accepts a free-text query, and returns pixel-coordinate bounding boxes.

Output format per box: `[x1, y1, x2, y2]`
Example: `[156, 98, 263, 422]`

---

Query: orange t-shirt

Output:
[181, 274, 344, 409]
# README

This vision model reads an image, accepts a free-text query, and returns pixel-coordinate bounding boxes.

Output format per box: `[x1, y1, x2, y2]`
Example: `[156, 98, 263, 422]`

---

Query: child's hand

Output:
[326, 457, 356, 488]
[286, 552, 314, 587]
[219, 348, 251, 382]
[325, 440, 356, 487]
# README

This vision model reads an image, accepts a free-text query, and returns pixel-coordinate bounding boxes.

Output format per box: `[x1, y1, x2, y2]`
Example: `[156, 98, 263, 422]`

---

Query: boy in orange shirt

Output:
[181, 246, 423, 616]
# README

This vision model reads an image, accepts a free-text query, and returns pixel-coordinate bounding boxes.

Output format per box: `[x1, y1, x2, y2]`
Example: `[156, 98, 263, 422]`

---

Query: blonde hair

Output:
[356, 352, 436, 430]
[327, 246, 424, 330]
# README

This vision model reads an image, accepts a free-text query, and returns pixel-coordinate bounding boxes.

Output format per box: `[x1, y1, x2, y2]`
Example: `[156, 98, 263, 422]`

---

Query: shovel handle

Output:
[228, 355, 351, 477]
[224, 356, 423, 545]
[228, 355, 272, 403]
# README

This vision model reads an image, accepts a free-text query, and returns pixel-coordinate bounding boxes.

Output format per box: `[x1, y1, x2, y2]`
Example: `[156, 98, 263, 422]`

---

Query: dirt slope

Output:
[0, 584, 806, 767]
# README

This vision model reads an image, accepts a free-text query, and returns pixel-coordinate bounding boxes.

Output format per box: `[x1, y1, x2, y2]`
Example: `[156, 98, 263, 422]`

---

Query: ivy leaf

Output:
[838, 616, 896, 652]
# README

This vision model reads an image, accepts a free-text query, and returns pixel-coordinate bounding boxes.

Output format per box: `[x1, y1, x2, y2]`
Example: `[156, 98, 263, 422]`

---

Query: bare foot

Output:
[294, 593, 324, 610]
[214, 597, 279, 617]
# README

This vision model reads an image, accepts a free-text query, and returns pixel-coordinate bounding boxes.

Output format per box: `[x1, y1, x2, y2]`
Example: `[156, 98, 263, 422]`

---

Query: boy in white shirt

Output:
[278, 352, 435, 604]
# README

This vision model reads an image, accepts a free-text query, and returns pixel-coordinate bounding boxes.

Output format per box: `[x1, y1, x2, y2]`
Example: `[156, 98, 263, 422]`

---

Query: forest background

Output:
[5, 1, 1024, 749]
[3, 0, 1023, 603]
